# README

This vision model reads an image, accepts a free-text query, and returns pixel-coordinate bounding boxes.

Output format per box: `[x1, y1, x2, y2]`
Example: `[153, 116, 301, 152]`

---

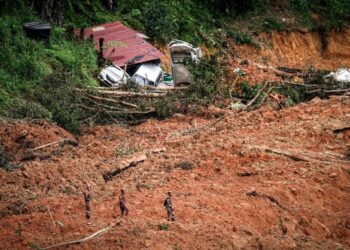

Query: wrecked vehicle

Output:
[324, 68, 350, 83]
[168, 40, 203, 85]
[98, 65, 129, 87]
[99, 63, 168, 88]
[131, 63, 164, 87]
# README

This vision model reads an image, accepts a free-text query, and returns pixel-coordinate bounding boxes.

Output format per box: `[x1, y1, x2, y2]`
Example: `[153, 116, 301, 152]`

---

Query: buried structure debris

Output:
[76, 22, 202, 89]
[75, 21, 167, 88]
[75, 21, 163, 69]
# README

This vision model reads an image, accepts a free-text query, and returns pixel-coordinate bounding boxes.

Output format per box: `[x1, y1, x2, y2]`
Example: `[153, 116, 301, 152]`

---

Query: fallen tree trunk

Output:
[82, 96, 123, 110]
[78, 104, 156, 115]
[76, 88, 166, 98]
[243, 82, 269, 110]
[31, 139, 78, 151]
[255, 64, 302, 77]
[166, 116, 225, 140]
[333, 127, 350, 134]
[105, 109, 156, 115]
[93, 86, 188, 92]
[307, 88, 350, 95]
[97, 90, 166, 97]
[254, 86, 274, 109]
[247, 145, 349, 164]
[43, 222, 117, 249]
[86, 94, 139, 109]
[103, 154, 147, 182]
[277, 66, 303, 74]
[143, 86, 189, 91]
[103, 148, 166, 182]
[246, 189, 288, 210]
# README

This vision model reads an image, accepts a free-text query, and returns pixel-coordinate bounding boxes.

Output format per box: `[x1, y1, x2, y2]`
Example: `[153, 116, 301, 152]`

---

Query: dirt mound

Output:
[0, 96, 349, 249]
[229, 28, 350, 84]
[0, 120, 74, 158]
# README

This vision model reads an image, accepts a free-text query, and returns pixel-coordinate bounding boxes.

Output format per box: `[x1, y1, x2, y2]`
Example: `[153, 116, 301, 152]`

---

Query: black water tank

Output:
[23, 22, 52, 43]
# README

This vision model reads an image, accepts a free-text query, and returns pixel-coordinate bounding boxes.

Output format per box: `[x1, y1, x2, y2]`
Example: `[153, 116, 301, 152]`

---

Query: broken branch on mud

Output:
[254, 86, 274, 109]
[247, 145, 349, 164]
[166, 116, 225, 140]
[246, 189, 288, 210]
[85, 94, 139, 109]
[42, 222, 118, 249]
[31, 139, 78, 151]
[75, 88, 166, 98]
[243, 82, 269, 110]
[333, 127, 350, 134]
[103, 148, 166, 182]
[103, 154, 147, 182]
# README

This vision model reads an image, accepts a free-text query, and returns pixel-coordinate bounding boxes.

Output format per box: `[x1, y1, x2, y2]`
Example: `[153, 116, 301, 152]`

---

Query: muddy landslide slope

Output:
[0, 96, 349, 249]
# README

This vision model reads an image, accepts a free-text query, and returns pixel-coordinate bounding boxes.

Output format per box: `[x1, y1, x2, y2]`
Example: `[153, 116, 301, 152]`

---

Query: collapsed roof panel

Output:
[74, 21, 164, 67]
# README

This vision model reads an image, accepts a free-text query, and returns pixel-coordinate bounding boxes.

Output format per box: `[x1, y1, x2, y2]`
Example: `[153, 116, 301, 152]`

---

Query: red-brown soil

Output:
[229, 28, 350, 85]
[0, 96, 349, 249]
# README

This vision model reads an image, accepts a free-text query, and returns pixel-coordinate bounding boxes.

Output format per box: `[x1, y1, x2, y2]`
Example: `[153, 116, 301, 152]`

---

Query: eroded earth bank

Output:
[0, 95, 349, 249]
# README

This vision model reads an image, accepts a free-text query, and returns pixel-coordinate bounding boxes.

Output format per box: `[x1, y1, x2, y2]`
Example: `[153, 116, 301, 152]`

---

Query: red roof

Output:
[74, 21, 164, 67]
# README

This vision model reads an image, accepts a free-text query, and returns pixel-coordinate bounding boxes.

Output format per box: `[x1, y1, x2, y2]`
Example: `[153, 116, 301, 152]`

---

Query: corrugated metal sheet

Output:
[74, 21, 164, 67]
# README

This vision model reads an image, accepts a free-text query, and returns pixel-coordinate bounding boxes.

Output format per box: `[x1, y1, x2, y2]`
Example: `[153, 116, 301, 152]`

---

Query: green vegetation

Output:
[233, 81, 309, 108]
[227, 30, 260, 48]
[0, 146, 21, 171]
[0, 0, 349, 134]
[158, 223, 169, 231]
[0, 6, 98, 132]
[288, 0, 350, 29]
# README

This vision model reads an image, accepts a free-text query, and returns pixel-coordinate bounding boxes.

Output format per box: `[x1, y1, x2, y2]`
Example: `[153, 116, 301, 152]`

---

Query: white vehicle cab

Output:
[132, 63, 163, 87]
[98, 65, 129, 87]
[168, 40, 203, 85]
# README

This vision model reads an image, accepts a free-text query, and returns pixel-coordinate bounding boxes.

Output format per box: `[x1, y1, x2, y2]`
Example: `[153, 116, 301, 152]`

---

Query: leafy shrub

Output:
[34, 73, 87, 134]
[186, 55, 224, 104]
[275, 85, 307, 106]
[234, 82, 263, 100]
[143, 2, 177, 43]
[6, 99, 52, 120]
[0, 9, 98, 133]
[158, 223, 169, 231]
[154, 98, 175, 119]
[227, 30, 260, 48]
[0, 146, 21, 171]
[234, 0, 268, 14]
[152, 55, 225, 119]
[288, 0, 313, 27]
[262, 18, 285, 31]
[288, 0, 350, 28]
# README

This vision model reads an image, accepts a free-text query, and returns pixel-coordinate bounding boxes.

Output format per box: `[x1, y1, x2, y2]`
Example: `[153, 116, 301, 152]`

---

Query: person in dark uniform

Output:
[119, 189, 129, 216]
[164, 191, 175, 221]
[82, 184, 92, 220]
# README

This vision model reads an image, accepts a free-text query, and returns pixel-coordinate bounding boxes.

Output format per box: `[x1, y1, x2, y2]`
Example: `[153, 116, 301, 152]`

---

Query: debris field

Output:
[0, 95, 349, 249]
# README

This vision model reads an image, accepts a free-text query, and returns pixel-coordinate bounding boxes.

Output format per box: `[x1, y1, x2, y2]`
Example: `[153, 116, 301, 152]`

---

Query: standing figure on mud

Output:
[164, 191, 175, 221]
[82, 184, 92, 220]
[119, 189, 129, 216]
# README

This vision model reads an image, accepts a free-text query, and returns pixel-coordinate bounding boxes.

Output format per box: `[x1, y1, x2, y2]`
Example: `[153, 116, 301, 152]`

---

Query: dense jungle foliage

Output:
[0, 0, 349, 132]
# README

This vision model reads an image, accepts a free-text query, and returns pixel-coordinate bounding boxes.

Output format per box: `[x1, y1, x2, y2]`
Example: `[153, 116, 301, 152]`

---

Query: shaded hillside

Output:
[0, 0, 349, 132]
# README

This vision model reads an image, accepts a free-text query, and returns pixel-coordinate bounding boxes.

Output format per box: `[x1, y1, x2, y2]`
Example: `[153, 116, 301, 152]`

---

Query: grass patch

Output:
[158, 223, 169, 231]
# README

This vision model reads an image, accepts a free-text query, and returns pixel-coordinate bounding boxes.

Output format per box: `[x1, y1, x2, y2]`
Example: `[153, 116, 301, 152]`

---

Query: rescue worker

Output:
[164, 191, 175, 221]
[82, 184, 92, 220]
[119, 189, 129, 216]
